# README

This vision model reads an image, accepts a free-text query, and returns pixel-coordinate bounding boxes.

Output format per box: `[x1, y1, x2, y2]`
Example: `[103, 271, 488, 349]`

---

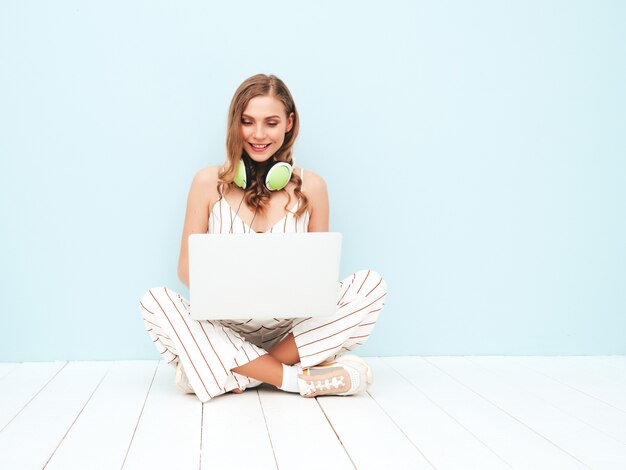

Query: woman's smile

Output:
[248, 142, 271, 152]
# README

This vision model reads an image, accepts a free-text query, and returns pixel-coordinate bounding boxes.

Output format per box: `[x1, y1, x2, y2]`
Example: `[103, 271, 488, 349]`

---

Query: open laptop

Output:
[188, 232, 342, 320]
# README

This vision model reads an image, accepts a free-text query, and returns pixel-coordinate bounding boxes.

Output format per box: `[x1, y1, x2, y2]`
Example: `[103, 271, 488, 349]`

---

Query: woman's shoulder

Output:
[190, 165, 222, 202]
[297, 167, 326, 194]
[193, 165, 221, 181]
[296, 167, 327, 220]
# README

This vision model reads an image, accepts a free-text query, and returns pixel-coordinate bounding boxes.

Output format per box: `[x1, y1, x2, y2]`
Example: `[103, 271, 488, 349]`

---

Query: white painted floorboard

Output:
[122, 360, 202, 470]
[0, 362, 20, 381]
[469, 357, 626, 446]
[317, 383, 431, 469]
[0, 362, 66, 432]
[382, 357, 587, 469]
[200, 384, 275, 469]
[0, 356, 624, 470]
[0, 361, 112, 469]
[427, 357, 626, 469]
[46, 361, 159, 470]
[513, 356, 626, 412]
[371, 357, 509, 469]
[258, 387, 353, 469]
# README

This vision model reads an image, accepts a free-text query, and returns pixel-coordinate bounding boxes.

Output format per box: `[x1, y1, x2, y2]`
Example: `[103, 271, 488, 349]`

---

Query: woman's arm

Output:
[177, 167, 216, 288]
[304, 170, 329, 232]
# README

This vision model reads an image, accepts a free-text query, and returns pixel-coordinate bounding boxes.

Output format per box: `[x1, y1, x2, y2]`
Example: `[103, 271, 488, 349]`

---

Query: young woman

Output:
[138, 74, 388, 403]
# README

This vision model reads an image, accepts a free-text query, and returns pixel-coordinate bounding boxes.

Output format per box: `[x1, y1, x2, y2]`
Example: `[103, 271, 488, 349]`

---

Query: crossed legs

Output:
[230, 332, 300, 389]
[150, 269, 386, 398]
[229, 269, 387, 391]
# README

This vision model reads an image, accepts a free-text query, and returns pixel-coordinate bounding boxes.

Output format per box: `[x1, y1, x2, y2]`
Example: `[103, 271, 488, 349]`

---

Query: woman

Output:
[138, 74, 388, 403]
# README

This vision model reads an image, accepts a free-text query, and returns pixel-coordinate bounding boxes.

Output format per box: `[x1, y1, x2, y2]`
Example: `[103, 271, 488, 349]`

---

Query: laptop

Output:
[188, 232, 342, 320]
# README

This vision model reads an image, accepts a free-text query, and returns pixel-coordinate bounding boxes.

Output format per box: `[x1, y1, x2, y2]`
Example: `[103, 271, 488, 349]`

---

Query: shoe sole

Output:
[175, 363, 195, 394]
[337, 354, 373, 387]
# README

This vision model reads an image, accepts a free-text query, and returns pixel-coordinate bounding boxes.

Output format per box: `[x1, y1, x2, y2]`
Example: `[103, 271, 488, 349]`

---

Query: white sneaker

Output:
[230, 378, 263, 393]
[174, 361, 195, 394]
[297, 355, 373, 398]
[175, 361, 263, 395]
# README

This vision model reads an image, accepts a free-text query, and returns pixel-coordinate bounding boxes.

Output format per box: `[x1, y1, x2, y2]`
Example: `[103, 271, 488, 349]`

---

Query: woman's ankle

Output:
[278, 364, 303, 392]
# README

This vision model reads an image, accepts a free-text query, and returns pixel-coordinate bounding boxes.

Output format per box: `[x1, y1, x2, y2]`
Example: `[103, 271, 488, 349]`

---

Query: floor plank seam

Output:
[0, 361, 69, 434]
[422, 357, 593, 470]
[374, 358, 438, 469]
[0, 363, 21, 382]
[314, 398, 357, 470]
[43, 363, 111, 469]
[364, 388, 437, 469]
[256, 389, 279, 470]
[199, 401, 204, 470]
[120, 360, 160, 470]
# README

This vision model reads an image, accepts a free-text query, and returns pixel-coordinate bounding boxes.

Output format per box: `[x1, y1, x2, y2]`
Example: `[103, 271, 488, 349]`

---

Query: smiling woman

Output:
[137, 73, 388, 402]
[219, 76, 306, 216]
[242, 104, 289, 155]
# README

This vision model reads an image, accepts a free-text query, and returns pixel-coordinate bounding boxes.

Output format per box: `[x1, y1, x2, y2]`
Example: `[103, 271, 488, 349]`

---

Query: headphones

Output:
[233, 151, 293, 192]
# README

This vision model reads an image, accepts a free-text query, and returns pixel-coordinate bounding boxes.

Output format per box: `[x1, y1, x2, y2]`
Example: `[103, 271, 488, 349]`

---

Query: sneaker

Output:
[296, 355, 373, 398]
[230, 378, 263, 394]
[175, 361, 263, 395]
[174, 361, 195, 394]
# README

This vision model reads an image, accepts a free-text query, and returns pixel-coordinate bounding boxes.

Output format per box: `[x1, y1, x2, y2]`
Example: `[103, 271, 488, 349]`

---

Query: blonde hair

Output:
[217, 74, 309, 217]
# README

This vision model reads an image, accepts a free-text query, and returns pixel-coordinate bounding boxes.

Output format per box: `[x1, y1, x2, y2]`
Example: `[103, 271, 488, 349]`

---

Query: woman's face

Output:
[240, 95, 294, 163]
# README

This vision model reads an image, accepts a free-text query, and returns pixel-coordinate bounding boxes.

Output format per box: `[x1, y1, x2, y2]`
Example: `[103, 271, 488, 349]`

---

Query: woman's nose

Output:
[253, 125, 266, 139]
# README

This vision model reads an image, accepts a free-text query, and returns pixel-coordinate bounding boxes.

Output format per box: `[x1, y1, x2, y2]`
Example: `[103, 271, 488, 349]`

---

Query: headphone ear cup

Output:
[265, 162, 293, 191]
[234, 159, 248, 189]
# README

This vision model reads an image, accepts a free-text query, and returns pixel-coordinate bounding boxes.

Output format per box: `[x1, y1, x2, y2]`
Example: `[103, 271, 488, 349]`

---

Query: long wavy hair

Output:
[217, 74, 309, 218]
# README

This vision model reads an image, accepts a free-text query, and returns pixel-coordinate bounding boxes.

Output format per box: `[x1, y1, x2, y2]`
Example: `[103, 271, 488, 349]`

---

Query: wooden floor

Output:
[1, 356, 625, 470]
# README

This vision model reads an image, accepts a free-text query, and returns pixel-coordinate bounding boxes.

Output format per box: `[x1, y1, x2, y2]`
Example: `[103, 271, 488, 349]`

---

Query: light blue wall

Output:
[1, 1, 624, 361]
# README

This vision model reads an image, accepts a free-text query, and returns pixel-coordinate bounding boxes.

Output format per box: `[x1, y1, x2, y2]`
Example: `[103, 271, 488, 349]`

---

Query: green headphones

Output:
[233, 151, 293, 191]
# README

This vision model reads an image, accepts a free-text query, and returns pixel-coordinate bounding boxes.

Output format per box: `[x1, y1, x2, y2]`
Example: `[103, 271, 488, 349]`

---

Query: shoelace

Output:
[302, 375, 346, 395]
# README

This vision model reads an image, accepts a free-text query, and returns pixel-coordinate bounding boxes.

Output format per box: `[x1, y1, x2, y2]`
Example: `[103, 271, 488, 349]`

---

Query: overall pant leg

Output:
[291, 269, 388, 368]
[138, 286, 267, 403]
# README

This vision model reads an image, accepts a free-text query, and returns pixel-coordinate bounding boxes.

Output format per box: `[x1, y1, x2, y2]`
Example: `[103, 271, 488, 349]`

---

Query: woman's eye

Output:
[241, 121, 278, 127]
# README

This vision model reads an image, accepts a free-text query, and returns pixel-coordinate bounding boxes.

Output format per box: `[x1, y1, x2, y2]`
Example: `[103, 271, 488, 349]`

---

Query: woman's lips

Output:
[249, 143, 270, 152]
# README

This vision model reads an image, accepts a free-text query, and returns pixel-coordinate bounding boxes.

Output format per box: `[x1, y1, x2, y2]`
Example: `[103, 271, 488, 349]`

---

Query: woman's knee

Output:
[138, 286, 167, 317]
[372, 270, 388, 295]
[355, 269, 387, 297]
